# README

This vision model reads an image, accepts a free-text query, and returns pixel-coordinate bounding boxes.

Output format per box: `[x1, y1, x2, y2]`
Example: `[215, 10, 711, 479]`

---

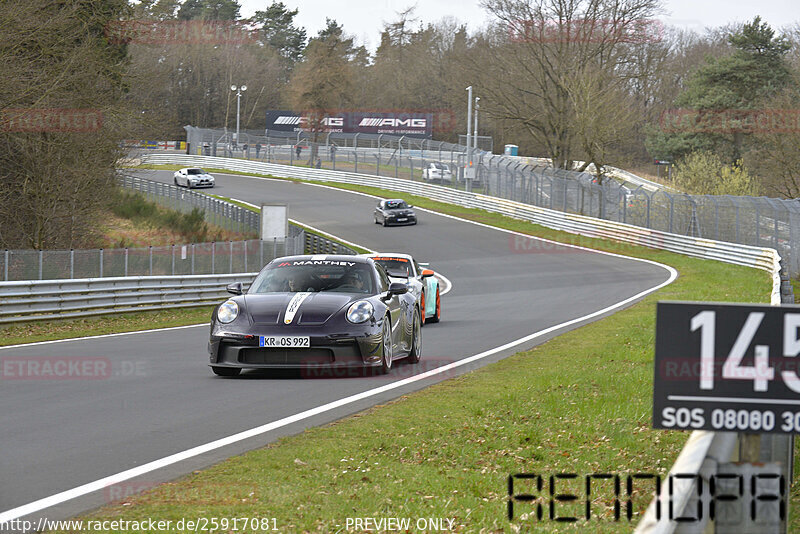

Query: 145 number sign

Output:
[654, 302, 800, 433]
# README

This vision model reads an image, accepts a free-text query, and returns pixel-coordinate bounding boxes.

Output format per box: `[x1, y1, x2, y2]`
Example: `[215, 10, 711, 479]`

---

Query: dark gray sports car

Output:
[374, 199, 417, 226]
[208, 255, 422, 376]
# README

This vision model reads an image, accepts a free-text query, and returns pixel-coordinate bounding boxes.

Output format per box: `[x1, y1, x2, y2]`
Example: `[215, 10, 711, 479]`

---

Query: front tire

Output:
[378, 318, 393, 374]
[211, 366, 241, 377]
[407, 309, 422, 364]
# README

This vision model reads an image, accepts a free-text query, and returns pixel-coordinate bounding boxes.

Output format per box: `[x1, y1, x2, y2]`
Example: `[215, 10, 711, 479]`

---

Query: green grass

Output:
[0, 307, 212, 347]
[46, 163, 784, 532]
[47, 251, 770, 533]
[111, 190, 212, 242]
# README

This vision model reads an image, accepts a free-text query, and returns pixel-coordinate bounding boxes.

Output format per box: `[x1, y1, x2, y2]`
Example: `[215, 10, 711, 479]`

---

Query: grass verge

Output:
[0, 307, 212, 347]
[42, 163, 786, 532]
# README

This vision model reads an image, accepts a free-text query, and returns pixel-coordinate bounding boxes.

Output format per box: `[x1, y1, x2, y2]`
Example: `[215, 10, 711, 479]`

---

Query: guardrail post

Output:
[244, 240, 248, 272]
[273, 237, 277, 258]
[125, 248, 128, 277]
[212, 241, 215, 274]
[171, 244, 175, 275]
[99, 248, 103, 277]
[38, 250, 43, 280]
[70, 249, 74, 279]
[229, 240, 233, 274]
[149, 246, 153, 275]
[4, 249, 8, 281]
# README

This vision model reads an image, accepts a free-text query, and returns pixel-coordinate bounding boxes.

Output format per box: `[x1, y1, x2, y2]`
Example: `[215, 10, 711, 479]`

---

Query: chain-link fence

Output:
[1, 176, 357, 281]
[180, 126, 800, 274]
[0, 238, 302, 281]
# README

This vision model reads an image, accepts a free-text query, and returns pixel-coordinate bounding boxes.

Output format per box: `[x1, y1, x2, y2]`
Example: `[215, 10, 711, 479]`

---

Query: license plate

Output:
[259, 336, 310, 348]
[396, 218, 407, 222]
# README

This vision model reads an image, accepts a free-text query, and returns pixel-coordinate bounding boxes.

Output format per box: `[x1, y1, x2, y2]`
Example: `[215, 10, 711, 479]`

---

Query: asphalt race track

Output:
[0, 168, 674, 527]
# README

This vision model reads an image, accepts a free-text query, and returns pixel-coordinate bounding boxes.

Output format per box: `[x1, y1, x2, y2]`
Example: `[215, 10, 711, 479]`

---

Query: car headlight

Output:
[217, 300, 239, 323]
[346, 300, 374, 324]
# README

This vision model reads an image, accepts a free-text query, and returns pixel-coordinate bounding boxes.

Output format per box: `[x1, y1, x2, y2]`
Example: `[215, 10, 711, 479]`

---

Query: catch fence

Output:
[0, 176, 355, 282]
[180, 126, 800, 275]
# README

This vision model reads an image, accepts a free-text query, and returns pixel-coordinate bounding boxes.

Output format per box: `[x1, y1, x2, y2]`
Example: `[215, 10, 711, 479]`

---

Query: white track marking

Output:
[0, 324, 207, 351]
[0, 171, 678, 523]
[433, 272, 452, 295]
[0, 262, 676, 524]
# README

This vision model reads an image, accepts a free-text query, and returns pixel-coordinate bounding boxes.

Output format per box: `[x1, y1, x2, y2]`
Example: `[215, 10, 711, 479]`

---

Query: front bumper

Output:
[209, 324, 385, 370]
[384, 215, 417, 226]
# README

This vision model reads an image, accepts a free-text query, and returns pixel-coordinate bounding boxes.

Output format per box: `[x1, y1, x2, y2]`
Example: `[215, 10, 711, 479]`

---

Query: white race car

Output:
[173, 168, 215, 188]
[422, 162, 453, 184]
[361, 253, 441, 325]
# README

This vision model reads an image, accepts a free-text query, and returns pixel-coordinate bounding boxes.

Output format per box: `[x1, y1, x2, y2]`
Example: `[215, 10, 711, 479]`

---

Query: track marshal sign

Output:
[654, 301, 800, 434]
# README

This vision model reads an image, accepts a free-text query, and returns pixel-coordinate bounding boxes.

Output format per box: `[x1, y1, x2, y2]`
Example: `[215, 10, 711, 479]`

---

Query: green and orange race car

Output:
[361, 253, 441, 325]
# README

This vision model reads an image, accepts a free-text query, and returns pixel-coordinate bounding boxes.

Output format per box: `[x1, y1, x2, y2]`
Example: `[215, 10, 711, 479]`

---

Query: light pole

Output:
[466, 86, 473, 167]
[473, 96, 480, 152]
[230, 84, 247, 147]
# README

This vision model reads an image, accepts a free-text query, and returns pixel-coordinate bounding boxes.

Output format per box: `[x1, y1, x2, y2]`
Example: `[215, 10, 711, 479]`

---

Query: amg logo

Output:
[273, 116, 344, 127]
[358, 118, 427, 128]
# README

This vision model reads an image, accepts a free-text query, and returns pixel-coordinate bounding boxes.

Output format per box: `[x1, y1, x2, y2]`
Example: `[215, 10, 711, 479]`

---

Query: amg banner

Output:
[265, 110, 433, 138]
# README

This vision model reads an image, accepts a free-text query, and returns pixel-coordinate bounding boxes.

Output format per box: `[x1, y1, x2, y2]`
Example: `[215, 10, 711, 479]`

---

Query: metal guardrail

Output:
[140, 154, 784, 286]
[183, 126, 800, 276]
[0, 177, 356, 322]
[304, 232, 355, 255]
[0, 273, 256, 324]
[141, 153, 792, 533]
[119, 174, 261, 233]
[4, 156, 789, 525]
[0, 226, 357, 324]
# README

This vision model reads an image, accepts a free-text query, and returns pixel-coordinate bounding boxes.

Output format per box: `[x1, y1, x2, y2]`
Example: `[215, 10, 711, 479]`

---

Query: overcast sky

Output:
[238, 0, 799, 50]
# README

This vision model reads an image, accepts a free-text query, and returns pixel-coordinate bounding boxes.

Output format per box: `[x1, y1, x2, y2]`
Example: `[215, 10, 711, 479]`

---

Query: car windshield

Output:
[385, 200, 409, 210]
[249, 260, 375, 294]
[371, 257, 411, 277]
[432, 163, 448, 170]
[187, 168, 205, 175]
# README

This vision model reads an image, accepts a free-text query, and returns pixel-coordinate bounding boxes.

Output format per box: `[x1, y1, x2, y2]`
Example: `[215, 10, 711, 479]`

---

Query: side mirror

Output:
[421, 269, 435, 278]
[226, 282, 243, 295]
[382, 282, 408, 301]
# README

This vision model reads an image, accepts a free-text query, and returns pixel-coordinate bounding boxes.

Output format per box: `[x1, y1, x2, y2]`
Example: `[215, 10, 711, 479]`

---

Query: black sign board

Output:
[653, 159, 671, 165]
[654, 301, 800, 434]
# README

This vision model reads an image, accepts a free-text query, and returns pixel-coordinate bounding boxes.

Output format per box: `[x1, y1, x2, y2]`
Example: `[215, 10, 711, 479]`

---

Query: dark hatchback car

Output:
[208, 255, 422, 376]
[374, 199, 417, 226]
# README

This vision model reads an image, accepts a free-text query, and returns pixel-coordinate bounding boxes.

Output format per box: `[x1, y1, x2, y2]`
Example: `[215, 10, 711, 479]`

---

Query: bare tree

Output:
[0, 0, 131, 249]
[475, 0, 661, 168]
